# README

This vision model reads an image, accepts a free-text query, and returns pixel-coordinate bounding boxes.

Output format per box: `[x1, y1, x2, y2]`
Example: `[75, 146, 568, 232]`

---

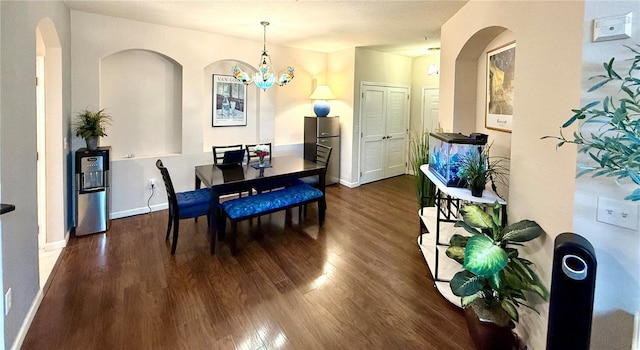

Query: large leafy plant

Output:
[445, 203, 548, 326]
[542, 44, 640, 201]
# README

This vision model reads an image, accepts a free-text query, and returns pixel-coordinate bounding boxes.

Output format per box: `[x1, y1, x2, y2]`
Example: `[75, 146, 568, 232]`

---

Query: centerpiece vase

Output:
[259, 155, 266, 167]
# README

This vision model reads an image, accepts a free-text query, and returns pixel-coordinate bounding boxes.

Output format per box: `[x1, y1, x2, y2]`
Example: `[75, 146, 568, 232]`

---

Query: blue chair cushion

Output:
[176, 188, 211, 218]
[221, 184, 323, 220]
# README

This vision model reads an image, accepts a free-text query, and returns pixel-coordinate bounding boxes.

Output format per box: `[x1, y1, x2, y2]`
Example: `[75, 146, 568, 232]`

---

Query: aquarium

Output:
[429, 133, 486, 187]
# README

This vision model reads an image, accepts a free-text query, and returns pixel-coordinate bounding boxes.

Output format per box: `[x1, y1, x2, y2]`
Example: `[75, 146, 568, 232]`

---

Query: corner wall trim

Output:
[10, 289, 43, 350]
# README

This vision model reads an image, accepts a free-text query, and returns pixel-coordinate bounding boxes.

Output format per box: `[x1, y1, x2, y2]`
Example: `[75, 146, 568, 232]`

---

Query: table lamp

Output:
[309, 85, 335, 117]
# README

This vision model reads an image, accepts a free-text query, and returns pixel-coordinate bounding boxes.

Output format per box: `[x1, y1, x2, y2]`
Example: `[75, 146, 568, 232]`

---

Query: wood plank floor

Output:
[23, 175, 475, 349]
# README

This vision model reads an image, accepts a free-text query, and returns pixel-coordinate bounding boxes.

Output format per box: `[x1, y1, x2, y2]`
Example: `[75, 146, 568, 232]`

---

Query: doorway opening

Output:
[36, 18, 65, 290]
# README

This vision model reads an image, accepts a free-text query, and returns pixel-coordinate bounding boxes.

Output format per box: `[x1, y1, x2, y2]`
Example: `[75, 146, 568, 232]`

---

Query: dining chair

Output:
[212, 144, 244, 164]
[212, 144, 249, 197]
[245, 142, 289, 194]
[297, 143, 332, 189]
[156, 159, 212, 255]
[295, 143, 332, 215]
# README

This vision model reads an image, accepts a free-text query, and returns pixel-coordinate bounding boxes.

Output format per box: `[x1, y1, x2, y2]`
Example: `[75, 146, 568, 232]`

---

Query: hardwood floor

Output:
[23, 175, 475, 349]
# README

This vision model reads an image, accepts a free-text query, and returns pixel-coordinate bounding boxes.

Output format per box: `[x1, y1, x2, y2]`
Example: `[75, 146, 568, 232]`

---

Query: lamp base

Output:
[313, 100, 330, 117]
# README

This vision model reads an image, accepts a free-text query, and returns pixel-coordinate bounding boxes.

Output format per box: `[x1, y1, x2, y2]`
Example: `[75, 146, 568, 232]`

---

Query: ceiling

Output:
[64, 0, 468, 57]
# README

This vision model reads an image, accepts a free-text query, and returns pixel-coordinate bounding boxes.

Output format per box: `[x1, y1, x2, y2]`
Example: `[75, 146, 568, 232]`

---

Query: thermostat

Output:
[593, 12, 632, 42]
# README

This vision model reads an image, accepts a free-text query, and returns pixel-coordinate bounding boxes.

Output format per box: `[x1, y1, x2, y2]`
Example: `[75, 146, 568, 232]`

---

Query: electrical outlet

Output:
[148, 178, 156, 189]
[596, 197, 639, 230]
[5, 288, 12, 316]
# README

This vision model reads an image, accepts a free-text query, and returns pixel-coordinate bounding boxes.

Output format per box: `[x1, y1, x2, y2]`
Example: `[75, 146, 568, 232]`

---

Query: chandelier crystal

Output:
[232, 21, 295, 91]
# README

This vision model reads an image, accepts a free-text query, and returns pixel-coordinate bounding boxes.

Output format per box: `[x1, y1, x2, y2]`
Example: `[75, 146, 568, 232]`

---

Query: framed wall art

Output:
[212, 74, 247, 127]
[485, 42, 516, 132]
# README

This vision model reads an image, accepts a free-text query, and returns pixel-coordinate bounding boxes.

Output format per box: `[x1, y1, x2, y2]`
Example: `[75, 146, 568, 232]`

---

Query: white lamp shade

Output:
[309, 85, 335, 100]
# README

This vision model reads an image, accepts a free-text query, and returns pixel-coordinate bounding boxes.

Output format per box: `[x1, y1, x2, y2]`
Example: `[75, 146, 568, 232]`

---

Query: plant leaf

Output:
[501, 220, 545, 243]
[445, 246, 465, 265]
[461, 205, 493, 230]
[450, 270, 482, 297]
[463, 235, 508, 276]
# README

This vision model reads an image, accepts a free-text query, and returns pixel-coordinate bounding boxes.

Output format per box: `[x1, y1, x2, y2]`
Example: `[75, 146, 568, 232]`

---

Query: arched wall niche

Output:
[100, 49, 183, 159]
[202, 59, 262, 152]
[453, 25, 515, 200]
[453, 26, 508, 134]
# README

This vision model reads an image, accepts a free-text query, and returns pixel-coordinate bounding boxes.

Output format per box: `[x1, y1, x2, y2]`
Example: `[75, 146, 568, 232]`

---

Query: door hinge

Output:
[362, 92, 364, 99]
[361, 132, 363, 138]
[360, 172, 362, 177]
[36, 77, 39, 86]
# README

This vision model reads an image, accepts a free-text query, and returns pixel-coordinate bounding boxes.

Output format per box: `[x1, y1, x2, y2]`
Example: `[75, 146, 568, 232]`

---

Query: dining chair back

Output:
[212, 144, 244, 165]
[156, 159, 212, 254]
[299, 143, 332, 188]
[245, 143, 272, 163]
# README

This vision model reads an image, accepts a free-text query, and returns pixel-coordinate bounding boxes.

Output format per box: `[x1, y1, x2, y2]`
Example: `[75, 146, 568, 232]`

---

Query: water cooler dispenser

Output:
[75, 147, 111, 236]
[546, 232, 597, 350]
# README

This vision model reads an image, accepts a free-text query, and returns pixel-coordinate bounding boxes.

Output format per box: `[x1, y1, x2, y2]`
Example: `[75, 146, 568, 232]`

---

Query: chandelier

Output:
[232, 21, 295, 91]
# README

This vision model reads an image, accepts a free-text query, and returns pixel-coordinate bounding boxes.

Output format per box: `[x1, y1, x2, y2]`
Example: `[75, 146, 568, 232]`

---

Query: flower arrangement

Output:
[253, 144, 270, 157]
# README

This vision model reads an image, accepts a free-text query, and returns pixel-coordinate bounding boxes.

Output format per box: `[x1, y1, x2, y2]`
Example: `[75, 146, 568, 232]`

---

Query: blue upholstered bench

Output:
[219, 184, 326, 255]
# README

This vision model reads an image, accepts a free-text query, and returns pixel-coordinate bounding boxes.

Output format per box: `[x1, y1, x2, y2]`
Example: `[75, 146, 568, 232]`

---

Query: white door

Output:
[384, 87, 409, 178]
[422, 88, 439, 135]
[360, 86, 386, 183]
[360, 84, 409, 184]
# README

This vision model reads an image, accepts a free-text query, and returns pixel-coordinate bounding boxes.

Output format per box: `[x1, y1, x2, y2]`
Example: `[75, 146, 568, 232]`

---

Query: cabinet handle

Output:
[388, 135, 393, 139]
[381, 136, 387, 140]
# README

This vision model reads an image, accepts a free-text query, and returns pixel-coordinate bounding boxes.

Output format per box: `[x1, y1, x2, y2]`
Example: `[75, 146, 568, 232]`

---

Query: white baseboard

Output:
[339, 179, 359, 188]
[10, 289, 43, 350]
[110, 203, 168, 219]
[42, 235, 67, 251]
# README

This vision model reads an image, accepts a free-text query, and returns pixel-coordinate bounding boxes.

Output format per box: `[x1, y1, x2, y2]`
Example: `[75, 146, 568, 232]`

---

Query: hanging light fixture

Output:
[232, 21, 295, 91]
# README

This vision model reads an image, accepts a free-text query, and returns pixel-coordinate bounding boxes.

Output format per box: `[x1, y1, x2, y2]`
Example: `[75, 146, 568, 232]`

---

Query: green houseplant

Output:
[456, 144, 509, 198]
[543, 44, 640, 201]
[73, 108, 112, 150]
[445, 202, 548, 349]
[409, 131, 436, 208]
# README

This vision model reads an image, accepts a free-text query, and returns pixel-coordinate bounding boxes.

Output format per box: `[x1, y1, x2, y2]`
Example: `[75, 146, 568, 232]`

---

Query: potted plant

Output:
[543, 44, 640, 201]
[73, 108, 112, 150]
[445, 202, 549, 350]
[456, 144, 509, 197]
[409, 131, 436, 208]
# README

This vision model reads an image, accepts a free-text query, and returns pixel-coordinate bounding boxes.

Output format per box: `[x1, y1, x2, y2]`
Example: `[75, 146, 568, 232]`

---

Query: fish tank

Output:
[429, 133, 487, 187]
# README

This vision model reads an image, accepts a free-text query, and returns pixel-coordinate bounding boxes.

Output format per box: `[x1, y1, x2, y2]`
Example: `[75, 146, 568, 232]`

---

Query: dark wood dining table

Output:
[195, 155, 326, 254]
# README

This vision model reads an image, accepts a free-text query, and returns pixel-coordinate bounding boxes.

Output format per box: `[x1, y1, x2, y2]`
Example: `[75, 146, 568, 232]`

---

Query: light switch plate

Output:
[593, 12, 633, 42]
[596, 196, 639, 230]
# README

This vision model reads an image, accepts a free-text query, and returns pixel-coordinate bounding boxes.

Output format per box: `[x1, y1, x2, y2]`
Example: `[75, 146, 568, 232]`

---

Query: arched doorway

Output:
[35, 18, 65, 289]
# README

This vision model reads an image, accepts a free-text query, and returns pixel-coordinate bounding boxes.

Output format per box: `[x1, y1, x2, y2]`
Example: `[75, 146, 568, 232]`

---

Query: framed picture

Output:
[485, 42, 516, 132]
[212, 74, 247, 127]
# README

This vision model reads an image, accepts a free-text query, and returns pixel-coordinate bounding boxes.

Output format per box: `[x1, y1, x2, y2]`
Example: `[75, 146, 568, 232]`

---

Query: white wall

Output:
[70, 11, 327, 217]
[351, 48, 413, 186]
[0, 1, 71, 348]
[573, 2, 640, 349]
[328, 48, 355, 187]
[410, 52, 440, 134]
[441, 1, 585, 348]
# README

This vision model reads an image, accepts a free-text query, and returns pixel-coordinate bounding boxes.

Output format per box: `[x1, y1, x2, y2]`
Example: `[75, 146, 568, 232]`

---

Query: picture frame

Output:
[485, 42, 516, 132]
[212, 74, 247, 127]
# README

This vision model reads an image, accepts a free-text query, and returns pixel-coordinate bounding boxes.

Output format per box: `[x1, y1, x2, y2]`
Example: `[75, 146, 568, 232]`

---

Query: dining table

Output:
[194, 155, 327, 254]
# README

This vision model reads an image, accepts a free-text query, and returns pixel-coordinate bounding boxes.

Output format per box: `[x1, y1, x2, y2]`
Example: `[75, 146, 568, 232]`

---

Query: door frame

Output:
[421, 86, 440, 135]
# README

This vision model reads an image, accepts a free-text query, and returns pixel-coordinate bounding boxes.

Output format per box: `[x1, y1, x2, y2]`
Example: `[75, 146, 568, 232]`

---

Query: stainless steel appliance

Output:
[304, 116, 340, 185]
[75, 147, 110, 236]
